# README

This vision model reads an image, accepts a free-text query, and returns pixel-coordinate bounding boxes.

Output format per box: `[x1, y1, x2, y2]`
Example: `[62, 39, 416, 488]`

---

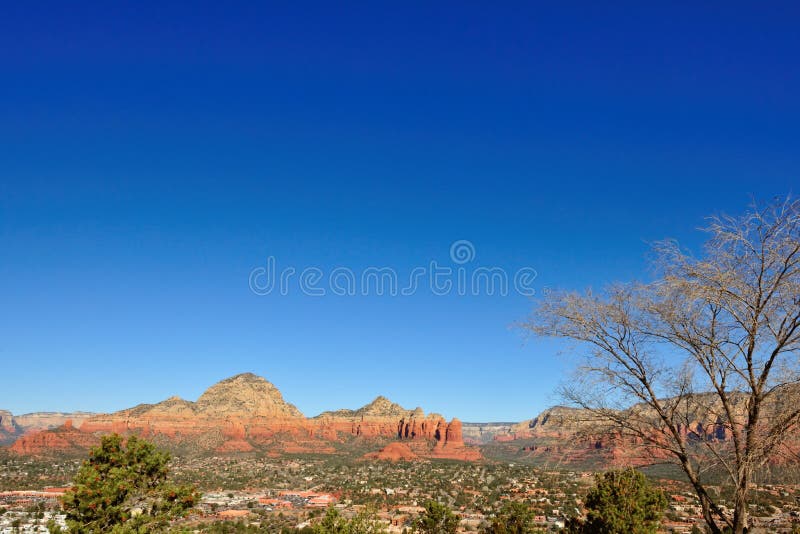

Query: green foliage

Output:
[315, 507, 349, 534]
[167, 520, 299, 533]
[313, 506, 387, 534]
[46, 519, 64, 533]
[483, 502, 540, 534]
[62, 433, 199, 533]
[414, 501, 459, 534]
[567, 468, 667, 534]
[166, 516, 301, 533]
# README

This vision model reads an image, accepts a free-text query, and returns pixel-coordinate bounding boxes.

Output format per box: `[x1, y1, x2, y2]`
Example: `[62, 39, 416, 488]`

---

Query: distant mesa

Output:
[460, 422, 516, 445]
[0, 409, 94, 446]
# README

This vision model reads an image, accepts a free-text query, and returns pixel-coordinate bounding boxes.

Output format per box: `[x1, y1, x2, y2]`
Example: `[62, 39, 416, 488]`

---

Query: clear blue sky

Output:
[1, 2, 798, 421]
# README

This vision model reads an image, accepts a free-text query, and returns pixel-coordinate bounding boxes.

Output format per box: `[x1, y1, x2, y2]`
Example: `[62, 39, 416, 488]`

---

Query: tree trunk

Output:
[732, 474, 750, 534]
[700, 497, 723, 534]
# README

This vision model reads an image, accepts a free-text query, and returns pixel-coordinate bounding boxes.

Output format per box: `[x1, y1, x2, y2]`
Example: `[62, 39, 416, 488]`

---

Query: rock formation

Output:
[195, 373, 304, 418]
[8, 374, 482, 461]
[365, 441, 419, 462]
[429, 418, 482, 461]
[490, 393, 778, 467]
[0, 410, 94, 446]
[13, 412, 94, 430]
[0, 410, 17, 433]
[9, 420, 97, 455]
[510, 406, 596, 438]
[0, 410, 18, 445]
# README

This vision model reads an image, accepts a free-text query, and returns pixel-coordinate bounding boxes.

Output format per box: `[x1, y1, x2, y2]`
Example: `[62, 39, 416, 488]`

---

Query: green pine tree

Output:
[484, 501, 541, 534]
[414, 501, 459, 534]
[313, 506, 387, 534]
[567, 468, 667, 534]
[62, 433, 199, 533]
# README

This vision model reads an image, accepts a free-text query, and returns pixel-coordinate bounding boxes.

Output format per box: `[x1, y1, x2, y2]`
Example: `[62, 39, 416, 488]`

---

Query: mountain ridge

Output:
[6, 373, 481, 461]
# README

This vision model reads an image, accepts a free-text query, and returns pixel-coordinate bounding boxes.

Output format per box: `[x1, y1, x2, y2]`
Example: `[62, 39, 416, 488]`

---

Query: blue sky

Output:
[1, 2, 798, 421]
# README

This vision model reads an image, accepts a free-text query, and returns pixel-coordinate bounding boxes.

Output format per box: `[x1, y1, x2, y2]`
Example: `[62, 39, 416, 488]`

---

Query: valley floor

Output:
[3, 451, 800, 532]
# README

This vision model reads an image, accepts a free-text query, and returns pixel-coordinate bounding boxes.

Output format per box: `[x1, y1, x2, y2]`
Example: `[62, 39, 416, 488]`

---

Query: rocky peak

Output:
[515, 406, 593, 434]
[531, 406, 587, 426]
[125, 395, 197, 417]
[315, 395, 416, 420]
[195, 373, 304, 418]
[355, 396, 410, 417]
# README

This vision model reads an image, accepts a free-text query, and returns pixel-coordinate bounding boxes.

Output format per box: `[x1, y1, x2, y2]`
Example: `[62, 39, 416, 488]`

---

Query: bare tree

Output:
[523, 197, 800, 534]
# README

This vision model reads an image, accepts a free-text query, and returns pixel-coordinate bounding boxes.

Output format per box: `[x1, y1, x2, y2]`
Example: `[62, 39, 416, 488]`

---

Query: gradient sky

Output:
[1, 2, 798, 421]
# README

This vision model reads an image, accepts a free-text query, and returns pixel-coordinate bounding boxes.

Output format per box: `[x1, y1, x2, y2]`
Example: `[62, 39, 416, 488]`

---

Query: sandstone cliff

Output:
[0, 410, 94, 446]
[489, 393, 776, 467]
[0, 410, 18, 444]
[14, 412, 94, 430]
[9, 374, 482, 461]
[461, 422, 515, 444]
[510, 406, 596, 438]
[315, 396, 481, 460]
[512, 395, 749, 443]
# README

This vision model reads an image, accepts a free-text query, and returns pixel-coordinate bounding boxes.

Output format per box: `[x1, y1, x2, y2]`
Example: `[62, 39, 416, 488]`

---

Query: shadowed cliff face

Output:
[7, 373, 481, 461]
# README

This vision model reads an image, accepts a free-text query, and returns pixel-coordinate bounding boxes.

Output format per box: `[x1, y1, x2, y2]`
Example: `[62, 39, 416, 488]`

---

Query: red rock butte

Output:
[8, 373, 482, 461]
[365, 441, 419, 462]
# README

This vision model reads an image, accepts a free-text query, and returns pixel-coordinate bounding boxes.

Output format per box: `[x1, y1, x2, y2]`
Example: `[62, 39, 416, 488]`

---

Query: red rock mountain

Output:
[9, 373, 481, 461]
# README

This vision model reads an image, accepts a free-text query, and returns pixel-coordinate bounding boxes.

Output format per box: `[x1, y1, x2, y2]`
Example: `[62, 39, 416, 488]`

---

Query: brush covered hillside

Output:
[7, 373, 479, 461]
